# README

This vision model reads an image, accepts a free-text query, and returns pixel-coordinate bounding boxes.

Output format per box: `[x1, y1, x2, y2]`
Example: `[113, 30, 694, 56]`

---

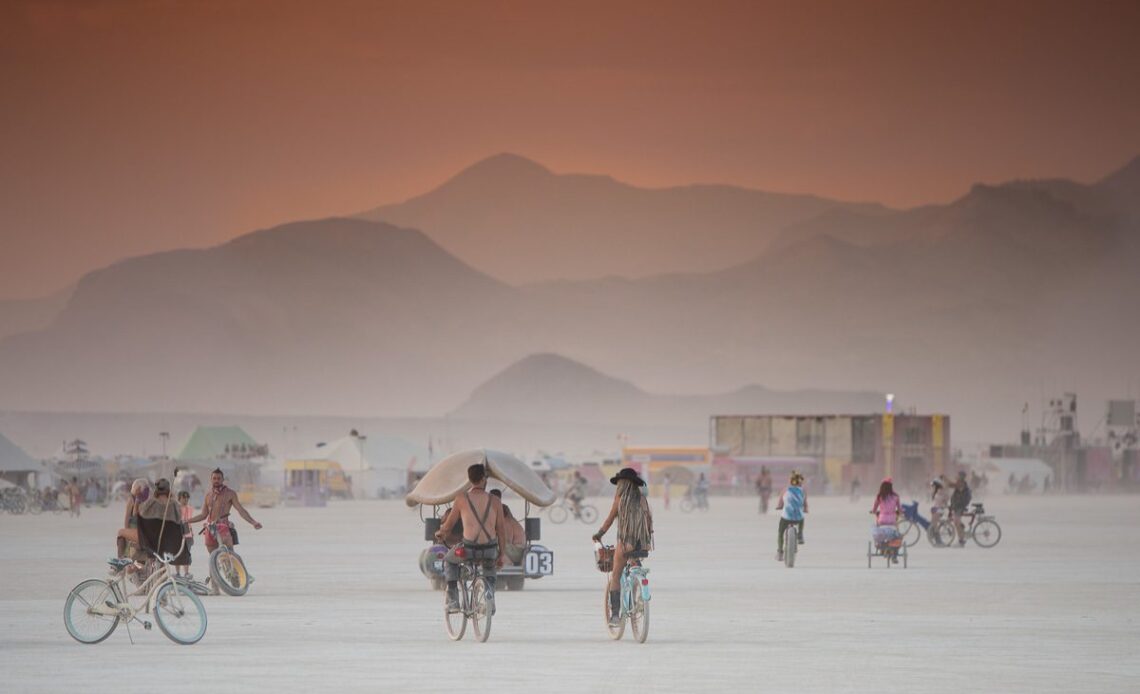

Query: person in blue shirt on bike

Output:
[775, 471, 808, 562]
[592, 467, 654, 626]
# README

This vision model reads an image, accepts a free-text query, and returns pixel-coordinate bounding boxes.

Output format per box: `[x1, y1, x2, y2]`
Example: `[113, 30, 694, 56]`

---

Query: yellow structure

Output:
[284, 460, 352, 499]
[621, 446, 711, 497]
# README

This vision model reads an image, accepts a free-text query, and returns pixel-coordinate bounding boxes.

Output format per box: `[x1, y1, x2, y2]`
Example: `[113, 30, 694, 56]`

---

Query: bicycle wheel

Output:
[444, 583, 467, 641]
[678, 498, 694, 513]
[27, 497, 42, 515]
[580, 505, 598, 523]
[972, 519, 1002, 548]
[154, 581, 207, 645]
[605, 586, 625, 640]
[64, 579, 120, 644]
[784, 526, 797, 568]
[209, 548, 249, 596]
[549, 504, 568, 524]
[897, 520, 921, 547]
[470, 577, 493, 642]
[629, 584, 650, 643]
[932, 521, 956, 547]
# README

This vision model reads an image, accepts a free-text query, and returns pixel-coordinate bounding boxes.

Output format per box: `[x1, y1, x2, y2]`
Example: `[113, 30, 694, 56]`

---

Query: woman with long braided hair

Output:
[592, 468, 654, 625]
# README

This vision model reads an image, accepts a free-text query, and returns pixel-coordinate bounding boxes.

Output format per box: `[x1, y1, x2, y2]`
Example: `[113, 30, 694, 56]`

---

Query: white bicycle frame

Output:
[94, 544, 186, 622]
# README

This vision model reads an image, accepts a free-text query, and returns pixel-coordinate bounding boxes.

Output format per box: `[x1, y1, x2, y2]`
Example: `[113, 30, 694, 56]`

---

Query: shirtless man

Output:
[187, 469, 262, 553]
[434, 464, 506, 612]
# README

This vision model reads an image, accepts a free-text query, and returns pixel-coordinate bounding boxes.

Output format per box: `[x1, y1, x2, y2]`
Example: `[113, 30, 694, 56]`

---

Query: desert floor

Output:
[2, 493, 1137, 693]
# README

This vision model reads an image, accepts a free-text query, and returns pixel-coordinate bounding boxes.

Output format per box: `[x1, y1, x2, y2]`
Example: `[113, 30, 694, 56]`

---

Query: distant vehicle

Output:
[284, 460, 352, 500]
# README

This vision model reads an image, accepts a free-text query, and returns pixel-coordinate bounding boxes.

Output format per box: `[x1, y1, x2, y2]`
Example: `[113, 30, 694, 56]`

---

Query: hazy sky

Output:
[1, 0, 1138, 300]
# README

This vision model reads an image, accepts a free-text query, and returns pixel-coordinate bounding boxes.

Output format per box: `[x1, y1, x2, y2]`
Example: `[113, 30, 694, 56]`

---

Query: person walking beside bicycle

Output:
[435, 464, 507, 612]
[592, 467, 654, 626]
[774, 471, 807, 562]
[566, 470, 588, 518]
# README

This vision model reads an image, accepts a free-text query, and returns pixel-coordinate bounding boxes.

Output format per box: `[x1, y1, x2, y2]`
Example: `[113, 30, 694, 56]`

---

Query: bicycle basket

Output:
[595, 545, 614, 573]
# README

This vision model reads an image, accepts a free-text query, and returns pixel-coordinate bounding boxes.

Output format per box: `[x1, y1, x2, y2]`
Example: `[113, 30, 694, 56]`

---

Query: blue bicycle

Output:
[596, 543, 651, 643]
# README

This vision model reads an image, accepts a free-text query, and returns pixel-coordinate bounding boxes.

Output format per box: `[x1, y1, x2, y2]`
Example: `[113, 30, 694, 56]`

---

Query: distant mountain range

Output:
[0, 153, 1137, 444]
[359, 153, 887, 285]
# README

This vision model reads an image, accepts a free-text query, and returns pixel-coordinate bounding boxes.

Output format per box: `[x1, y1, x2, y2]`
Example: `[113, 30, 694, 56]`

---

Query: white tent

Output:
[297, 433, 429, 499]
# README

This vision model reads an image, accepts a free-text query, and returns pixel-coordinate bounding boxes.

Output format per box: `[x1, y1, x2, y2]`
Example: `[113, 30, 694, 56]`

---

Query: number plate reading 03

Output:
[524, 550, 554, 576]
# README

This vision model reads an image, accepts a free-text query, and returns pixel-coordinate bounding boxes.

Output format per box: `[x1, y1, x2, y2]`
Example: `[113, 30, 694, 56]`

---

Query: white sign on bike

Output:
[524, 550, 554, 576]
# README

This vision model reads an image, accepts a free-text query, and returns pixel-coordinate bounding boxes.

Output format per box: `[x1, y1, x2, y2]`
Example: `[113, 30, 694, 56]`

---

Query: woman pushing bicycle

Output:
[592, 467, 654, 626]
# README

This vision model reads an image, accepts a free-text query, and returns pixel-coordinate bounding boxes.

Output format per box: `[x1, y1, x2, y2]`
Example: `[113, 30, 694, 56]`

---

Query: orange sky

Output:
[1, 0, 1138, 299]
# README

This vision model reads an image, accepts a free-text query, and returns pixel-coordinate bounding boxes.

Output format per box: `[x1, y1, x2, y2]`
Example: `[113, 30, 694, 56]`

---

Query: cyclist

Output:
[592, 467, 654, 626]
[948, 471, 972, 547]
[871, 477, 902, 563]
[566, 470, 588, 518]
[929, 476, 950, 543]
[774, 471, 807, 561]
[694, 472, 709, 510]
[435, 464, 507, 612]
[136, 478, 190, 564]
[187, 468, 263, 591]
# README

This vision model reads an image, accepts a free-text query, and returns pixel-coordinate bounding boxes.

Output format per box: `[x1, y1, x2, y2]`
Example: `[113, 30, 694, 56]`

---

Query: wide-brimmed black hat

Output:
[610, 467, 645, 486]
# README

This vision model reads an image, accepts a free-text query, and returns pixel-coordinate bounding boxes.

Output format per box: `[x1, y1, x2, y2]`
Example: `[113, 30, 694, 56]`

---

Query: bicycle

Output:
[782, 523, 800, 568]
[547, 497, 598, 524]
[443, 546, 496, 642]
[931, 502, 1002, 548]
[596, 542, 651, 643]
[63, 541, 207, 645]
[1, 487, 27, 514]
[678, 489, 709, 513]
[897, 501, 931, 548]
[206, 521, 251, 596]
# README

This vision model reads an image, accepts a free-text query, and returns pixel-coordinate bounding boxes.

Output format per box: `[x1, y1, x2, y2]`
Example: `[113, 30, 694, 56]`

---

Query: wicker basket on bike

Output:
[594, 544, 614, 573]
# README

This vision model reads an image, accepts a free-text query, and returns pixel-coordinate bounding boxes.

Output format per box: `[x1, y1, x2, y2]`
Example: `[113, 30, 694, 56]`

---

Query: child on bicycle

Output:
[774, 471, 807, 562]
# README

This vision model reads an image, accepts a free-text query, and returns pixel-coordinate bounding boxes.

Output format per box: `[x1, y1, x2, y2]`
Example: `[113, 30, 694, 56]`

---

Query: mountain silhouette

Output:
[450, 353, 885, 425]
[0, 156, 1137, 442]
[359, 152, 885, 285]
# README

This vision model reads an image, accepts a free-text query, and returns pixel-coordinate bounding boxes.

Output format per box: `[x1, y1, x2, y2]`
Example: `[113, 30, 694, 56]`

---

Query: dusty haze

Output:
[2, 0, 1139, 298]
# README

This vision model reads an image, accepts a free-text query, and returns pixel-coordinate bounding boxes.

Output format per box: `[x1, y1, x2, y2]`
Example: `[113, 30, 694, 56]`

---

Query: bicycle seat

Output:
[107, 558, 132, 570]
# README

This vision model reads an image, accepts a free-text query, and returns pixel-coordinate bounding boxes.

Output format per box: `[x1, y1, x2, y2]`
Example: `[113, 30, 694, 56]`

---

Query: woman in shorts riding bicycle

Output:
[592, 468, 654, 626]
[775, 471, 808, 561]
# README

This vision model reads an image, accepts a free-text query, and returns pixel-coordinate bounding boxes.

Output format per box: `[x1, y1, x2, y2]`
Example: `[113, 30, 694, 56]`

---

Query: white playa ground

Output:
[1, 494, 1138, 693]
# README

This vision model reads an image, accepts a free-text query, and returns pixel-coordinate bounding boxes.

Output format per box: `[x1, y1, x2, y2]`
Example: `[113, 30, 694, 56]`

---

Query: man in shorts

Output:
[435, 464, 506, 612]
[187, 468, 263, 590]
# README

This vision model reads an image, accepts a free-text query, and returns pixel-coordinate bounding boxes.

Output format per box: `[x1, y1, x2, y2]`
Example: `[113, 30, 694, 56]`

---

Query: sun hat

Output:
[609, 467, 645, 486]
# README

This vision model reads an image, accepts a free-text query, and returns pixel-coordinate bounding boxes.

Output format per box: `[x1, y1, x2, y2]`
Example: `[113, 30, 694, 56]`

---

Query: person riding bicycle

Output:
[592, 467, 654, 626]
[135, 478, 190, 570]
[694, 473, 709, 510]
[186, 468, 263, 591]
[435, 464, 507, 612]
[775, 471, 808, 561]
[566, 470, 588, 518]
[948, 471, 972, 547]
[870, 477, 903, 563]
